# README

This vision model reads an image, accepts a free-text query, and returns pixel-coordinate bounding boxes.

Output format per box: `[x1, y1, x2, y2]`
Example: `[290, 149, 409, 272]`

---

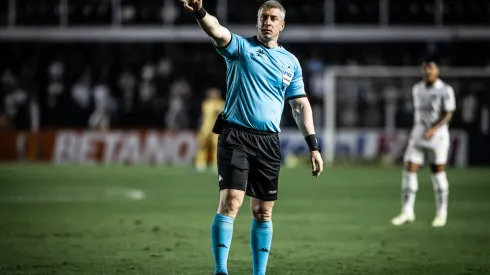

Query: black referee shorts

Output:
[217, 122, 282, 201]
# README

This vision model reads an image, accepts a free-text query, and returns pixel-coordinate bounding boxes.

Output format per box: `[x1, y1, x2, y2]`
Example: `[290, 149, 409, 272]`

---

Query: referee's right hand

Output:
[180, 0, 203, 12]
[311, 151, 323, 178]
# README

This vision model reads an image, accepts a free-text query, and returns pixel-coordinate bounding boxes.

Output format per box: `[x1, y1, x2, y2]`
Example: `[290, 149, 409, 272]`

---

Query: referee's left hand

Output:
[311, 151, 323, 178]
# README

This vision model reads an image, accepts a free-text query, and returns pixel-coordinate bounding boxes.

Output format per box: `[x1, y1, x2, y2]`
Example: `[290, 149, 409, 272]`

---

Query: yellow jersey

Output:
[200, 98, 225, 132]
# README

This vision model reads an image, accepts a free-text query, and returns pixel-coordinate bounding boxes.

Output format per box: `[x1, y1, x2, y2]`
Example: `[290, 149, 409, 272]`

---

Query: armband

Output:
[193, 7, 207, 20]
[305, 134, 321, 152]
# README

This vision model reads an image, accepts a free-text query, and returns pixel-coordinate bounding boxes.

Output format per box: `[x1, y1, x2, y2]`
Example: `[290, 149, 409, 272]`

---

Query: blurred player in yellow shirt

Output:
[195, 87, 225, 172]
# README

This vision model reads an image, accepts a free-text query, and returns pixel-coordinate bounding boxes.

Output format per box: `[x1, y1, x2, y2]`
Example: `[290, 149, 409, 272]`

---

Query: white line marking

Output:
[127, 189, 145, 200]
[0, 187, 146, 203]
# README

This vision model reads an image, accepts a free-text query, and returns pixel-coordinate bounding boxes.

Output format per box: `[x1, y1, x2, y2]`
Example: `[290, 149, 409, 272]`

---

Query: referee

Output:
[180, 1, 324, 274]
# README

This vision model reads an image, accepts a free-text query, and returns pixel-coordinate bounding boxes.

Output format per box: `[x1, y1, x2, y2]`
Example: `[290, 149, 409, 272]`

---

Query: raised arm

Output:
[180, 0, 232, 47]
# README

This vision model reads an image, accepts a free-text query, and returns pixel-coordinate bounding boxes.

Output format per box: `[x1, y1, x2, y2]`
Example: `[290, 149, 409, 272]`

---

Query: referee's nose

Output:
[262, 16, 273, 27]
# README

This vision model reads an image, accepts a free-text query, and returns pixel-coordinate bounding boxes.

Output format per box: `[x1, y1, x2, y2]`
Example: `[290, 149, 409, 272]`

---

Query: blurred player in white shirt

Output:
[391, 57, 456, 227]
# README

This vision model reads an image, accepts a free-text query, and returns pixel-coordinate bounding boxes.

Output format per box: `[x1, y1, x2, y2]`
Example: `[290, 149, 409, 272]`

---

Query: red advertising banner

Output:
[0, 128, 469, 166]
[0, 130, 197, 165]
[0, 131, 58, 162]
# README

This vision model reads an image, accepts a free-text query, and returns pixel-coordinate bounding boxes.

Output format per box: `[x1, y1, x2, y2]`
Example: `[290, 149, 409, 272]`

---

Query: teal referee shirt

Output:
[215, 33, 307, 132]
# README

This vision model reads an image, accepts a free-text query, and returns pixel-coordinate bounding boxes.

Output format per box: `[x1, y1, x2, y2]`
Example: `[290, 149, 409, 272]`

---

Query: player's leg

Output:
[392, 141, 423, 226]
[212, 189, 245, 275]
[429, 140, 450, 227]
[195, 131, 209, 172]
[212, 129, 250, 275]
[250, 198, 274, 275]
[247, 133, 281, 275]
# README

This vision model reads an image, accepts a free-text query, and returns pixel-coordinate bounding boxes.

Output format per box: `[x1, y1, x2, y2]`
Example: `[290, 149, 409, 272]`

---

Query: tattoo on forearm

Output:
[432, 112, 453, 129]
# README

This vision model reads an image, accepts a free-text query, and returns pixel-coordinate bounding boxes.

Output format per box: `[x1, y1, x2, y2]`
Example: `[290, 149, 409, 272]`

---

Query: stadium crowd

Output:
[1, 0, 490, 133]
[1, 41, 490, 133]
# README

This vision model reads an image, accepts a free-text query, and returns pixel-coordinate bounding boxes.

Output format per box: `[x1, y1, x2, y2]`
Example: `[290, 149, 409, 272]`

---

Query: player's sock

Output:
[430, 172, 449, 217]
[401, 171, 418, 216]
[195, 143, 208, 172]
[250, 219, 273, 275]
[211, 214, 234, 275]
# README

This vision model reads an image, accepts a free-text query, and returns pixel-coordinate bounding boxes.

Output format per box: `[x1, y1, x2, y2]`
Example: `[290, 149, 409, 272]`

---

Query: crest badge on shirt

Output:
[282, 66, 293, 89]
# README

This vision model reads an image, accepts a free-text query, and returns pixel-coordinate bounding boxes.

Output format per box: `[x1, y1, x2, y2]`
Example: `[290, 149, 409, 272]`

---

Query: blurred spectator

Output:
[165, 75, 192, 131]
[88, 76, 114, 130]
[117, 69, 137, 128]
[461, 90, 478, 125]
[138, 64, 158, 127]
[71, 70, 93, 127]
[2, 71, 30, 130]
[162, 0, 179, 25]
[45, 61, 66, 128]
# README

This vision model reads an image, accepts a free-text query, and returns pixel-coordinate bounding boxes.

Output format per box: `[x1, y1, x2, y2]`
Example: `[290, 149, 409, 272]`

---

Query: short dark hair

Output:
[423, 55, 440, 65]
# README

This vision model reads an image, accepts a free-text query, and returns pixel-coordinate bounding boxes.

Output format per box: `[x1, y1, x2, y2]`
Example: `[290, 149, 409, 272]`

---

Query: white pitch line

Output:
[0, 187, 146, 203]
[126, 189, 146, 200]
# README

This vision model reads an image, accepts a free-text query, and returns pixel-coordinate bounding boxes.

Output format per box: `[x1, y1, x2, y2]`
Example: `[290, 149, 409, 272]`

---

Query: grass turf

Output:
[0, 164, 489, 275]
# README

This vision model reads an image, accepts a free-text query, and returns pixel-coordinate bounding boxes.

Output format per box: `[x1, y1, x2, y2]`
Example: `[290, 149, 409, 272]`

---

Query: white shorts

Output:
[403, 139, 450, 165]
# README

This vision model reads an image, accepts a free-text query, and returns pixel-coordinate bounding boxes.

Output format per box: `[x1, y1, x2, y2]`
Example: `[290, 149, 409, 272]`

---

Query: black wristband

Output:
[305, 134, 321, 152]
[193, 7, 207, 20]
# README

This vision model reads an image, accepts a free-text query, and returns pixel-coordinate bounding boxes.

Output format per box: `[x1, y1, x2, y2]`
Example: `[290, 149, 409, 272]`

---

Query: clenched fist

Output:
[179, 0, 203, 12]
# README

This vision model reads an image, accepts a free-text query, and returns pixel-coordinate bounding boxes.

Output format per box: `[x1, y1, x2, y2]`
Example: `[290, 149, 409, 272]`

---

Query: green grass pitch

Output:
[0, 164, 489, 275]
